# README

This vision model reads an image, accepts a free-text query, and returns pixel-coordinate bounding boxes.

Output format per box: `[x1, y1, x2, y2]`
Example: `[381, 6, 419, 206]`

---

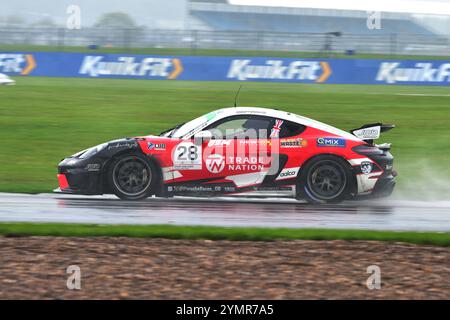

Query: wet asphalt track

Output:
[0, 193, 449, 231]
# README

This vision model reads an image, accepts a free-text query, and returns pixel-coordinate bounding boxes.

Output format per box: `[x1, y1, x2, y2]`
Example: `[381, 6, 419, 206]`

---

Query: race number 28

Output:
[176, 145, 198, 161]
[173, 142, 202, 170]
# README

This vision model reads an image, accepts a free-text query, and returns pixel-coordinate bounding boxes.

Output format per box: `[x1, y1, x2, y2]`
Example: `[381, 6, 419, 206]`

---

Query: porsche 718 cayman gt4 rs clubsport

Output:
[56, 107, 396, 204]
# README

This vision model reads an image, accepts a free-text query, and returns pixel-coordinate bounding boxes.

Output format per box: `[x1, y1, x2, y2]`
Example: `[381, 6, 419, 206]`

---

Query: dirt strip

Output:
[0, 237, 448, 299]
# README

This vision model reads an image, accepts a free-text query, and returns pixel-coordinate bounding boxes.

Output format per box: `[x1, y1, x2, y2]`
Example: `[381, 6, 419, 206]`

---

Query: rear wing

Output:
[350, 123, 395, 144]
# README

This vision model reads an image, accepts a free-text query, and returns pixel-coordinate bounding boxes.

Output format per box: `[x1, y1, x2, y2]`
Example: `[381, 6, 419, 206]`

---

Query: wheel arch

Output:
[298, 153, 358, 195]
[101, 149, 164, 195]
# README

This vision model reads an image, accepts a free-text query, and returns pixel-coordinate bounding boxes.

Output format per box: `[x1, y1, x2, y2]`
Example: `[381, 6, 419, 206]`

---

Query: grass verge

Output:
[1, 77, 449, 196]
[0, 223, 449, 246]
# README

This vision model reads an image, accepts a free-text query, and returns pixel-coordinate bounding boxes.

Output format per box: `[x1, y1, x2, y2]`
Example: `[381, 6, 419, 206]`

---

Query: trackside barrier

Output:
[1, 52, 450, 85]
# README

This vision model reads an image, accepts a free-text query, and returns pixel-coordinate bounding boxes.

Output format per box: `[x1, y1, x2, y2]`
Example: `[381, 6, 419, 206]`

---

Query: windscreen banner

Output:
[1, 52, 449, 85]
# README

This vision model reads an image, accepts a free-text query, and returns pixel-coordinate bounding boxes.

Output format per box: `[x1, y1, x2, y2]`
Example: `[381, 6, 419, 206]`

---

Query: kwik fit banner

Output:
[1, 52, 450, 85]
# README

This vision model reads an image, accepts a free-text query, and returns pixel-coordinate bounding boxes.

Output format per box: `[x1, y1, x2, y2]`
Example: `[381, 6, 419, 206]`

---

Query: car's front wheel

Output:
[107, 153, 157, 200]
[297, 155, 353, 204]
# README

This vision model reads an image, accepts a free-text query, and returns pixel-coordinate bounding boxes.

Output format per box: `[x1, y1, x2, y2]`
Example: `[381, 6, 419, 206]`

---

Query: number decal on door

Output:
[177, 145, 198, 161]
[173, 142, 202, 170]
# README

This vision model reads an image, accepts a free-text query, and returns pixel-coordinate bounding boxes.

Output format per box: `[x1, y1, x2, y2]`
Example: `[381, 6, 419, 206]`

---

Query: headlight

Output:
[78, 143, 108, 159]
[71, 149, 88, 158]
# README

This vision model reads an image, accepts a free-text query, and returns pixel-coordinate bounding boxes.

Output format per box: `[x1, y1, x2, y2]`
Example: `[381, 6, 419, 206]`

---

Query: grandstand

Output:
[1, 0, 448, 57]
[188, 0, 437, 36]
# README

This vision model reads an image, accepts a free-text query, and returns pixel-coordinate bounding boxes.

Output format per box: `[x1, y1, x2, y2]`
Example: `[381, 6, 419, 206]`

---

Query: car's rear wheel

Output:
[108, 153, 157, 200]
[297, 155, 352, 204]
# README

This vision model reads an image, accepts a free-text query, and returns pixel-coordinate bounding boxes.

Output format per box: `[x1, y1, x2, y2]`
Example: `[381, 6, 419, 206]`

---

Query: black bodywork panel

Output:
[57, 138, 143, 195]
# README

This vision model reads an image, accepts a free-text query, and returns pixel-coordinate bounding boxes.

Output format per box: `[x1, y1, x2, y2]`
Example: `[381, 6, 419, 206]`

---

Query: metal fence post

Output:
[57, 28, 65, 52]
[123, 28, 131, 52]
[256, 31, 261, 51]
[191, 29, 197, 55]
[447, 35, 450, 56]
[390, 33, 397, 58]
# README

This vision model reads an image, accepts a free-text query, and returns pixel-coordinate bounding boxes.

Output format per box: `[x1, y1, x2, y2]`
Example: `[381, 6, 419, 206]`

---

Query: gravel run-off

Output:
[0, 237, 448, 299]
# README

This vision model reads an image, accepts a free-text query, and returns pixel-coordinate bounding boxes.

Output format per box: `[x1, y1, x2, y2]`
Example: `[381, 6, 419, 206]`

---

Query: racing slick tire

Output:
[297, 155, 353, 204]
[107, 153, 158, 200]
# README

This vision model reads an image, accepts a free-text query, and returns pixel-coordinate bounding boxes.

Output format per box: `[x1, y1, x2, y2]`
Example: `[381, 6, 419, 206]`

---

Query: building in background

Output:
[0, 0, 449, 57]
[187, 0, 437, 36]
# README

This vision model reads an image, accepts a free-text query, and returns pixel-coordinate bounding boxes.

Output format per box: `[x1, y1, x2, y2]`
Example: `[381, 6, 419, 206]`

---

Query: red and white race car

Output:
[56, 107, 396, 203]
[0, 73, 15, 86]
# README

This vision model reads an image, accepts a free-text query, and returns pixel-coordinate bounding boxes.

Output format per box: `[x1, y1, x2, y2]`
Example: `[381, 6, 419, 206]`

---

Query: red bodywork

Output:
[134, 125, 375, 192]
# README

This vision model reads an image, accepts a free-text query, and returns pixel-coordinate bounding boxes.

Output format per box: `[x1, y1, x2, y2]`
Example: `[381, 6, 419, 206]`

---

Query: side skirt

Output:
[164, 184, 296, 198]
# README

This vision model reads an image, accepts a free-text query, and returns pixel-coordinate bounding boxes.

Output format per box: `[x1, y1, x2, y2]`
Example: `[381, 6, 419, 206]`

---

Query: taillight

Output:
[352, 144, 384, 156]
[57, 174, 69, 189]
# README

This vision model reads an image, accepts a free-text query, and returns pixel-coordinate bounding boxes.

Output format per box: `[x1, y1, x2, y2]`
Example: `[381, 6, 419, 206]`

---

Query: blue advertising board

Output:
[1, 51, 449, 85]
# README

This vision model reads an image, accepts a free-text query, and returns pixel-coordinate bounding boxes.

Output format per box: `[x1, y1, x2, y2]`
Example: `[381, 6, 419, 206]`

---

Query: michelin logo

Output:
[79, 56, 175, 78]
[376, 62, 450, 84]
[227, 59, 322, 81]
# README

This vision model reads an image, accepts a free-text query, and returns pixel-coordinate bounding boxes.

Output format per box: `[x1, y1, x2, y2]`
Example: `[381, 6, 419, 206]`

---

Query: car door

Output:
[191, 115, 275, 190]
[235, 117, 307, 188]
[271, 119, 307, 184]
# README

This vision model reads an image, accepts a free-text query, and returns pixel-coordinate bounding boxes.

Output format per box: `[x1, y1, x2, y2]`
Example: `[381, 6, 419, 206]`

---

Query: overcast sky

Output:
[1, 0, 187, 28]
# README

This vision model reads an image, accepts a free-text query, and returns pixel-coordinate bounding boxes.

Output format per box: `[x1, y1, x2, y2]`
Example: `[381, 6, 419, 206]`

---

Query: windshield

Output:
[159, 123, 185, 137]
[170, 111, 219, 138]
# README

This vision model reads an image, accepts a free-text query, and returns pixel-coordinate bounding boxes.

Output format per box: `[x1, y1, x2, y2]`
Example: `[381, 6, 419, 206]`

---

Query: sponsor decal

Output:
[79, 56, 183, 79]
[280, 138, 307, 148]
[170, 185, 215, 192]
[147, 142, 166, 150]
[208, 140, 231, 147]
[239, 140, 272, 146]
[107, 141, 137, 150]
[361, 161, 373, 175]
[352, 126, 380, 140]
[235, 110, 267, 115]
[85, 163, 101, 171]
[227, 59, 331, 83]
[279, 171, 296, 178]
[203, 155, 269, 174]
[270, 119, 283, 138]
[376, 62, 450, 84]
[205, 154, 225, 174]
[316, 137, 346, 148]
[276, 167, 300, 180]
[0, 53, 36, 75]
[227, 156, 267, 171]
[257, 186, 293, 191]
